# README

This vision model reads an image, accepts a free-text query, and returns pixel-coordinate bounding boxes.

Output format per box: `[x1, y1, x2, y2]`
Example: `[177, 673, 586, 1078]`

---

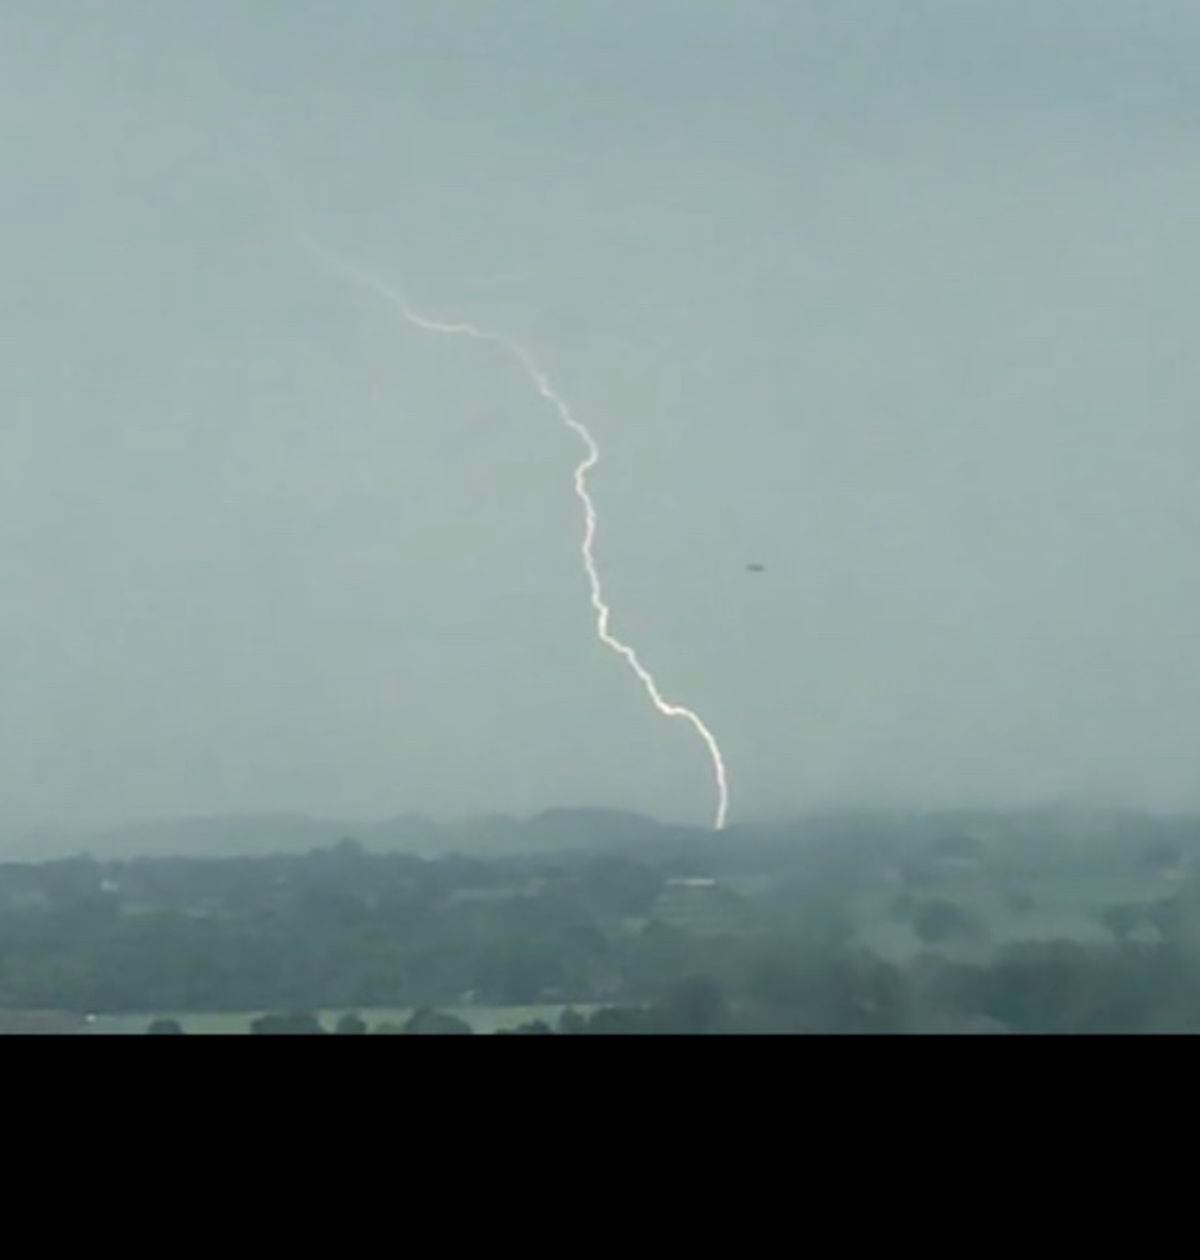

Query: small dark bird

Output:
[746, 563, 765, 573]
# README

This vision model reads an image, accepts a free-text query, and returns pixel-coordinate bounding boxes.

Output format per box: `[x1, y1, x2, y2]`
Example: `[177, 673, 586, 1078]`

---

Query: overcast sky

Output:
[3, 2, 1199, 837]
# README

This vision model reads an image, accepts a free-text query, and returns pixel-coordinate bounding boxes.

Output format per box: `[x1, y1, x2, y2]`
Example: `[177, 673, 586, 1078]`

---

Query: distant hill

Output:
[2, 812, 446, 862]
[2, 807, 673, 862]
[525, 808, 665, 850]
[97, 814, 363, 857]
[9, 804, 1194, 866]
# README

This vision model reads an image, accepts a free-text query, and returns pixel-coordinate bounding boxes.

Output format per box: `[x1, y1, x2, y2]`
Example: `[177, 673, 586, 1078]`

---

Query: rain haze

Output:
[4, 0, 1199, 846]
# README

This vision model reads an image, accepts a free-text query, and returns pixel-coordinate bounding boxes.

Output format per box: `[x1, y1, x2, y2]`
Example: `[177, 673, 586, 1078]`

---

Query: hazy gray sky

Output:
[3, 1, 1199, 836]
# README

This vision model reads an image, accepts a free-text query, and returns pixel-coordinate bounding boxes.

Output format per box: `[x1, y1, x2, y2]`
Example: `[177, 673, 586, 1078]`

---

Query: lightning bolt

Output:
[288, 228, 730, 830]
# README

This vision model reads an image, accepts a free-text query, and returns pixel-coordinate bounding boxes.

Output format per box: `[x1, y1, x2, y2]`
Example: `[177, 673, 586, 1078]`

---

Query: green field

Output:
[89, 1004, 598, 1035]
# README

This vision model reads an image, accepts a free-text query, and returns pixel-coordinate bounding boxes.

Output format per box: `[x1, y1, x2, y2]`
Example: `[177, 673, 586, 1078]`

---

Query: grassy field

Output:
[89, 1004, 597, 1035]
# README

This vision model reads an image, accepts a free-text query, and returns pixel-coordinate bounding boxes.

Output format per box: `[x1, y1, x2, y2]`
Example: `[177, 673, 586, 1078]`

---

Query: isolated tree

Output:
[402, 1008, 473, 1035]
[509, 1020, 554, 1035]
[146, 1018, 185, 1035]
[557, 1007, 587, 1035]
[249, 1011, 327, 1035]
[586, 1006, 656, 1035]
